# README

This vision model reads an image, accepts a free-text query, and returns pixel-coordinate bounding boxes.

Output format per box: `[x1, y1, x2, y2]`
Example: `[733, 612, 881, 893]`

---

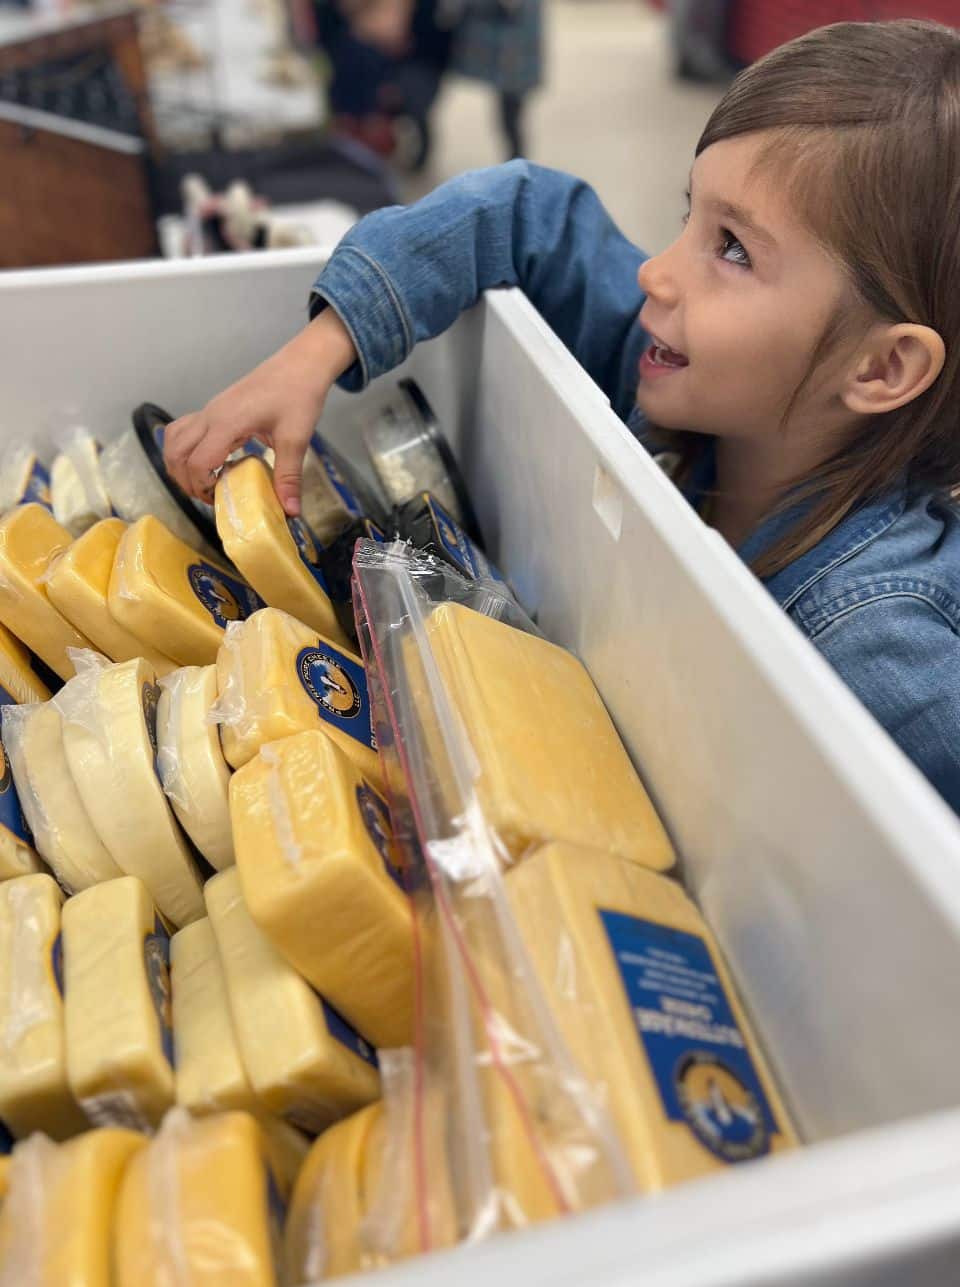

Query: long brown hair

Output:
[650, 20, 960, 577]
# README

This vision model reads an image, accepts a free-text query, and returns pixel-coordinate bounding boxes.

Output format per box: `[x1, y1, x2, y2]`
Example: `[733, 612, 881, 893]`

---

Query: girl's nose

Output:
[638, 249, 681, 306]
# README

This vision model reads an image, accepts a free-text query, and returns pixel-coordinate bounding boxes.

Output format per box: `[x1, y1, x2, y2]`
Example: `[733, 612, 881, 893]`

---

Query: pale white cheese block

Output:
[50, 434, 112, 537]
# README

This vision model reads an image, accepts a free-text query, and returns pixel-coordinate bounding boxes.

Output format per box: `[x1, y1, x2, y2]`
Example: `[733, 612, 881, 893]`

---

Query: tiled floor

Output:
[403, 1, 726, 253]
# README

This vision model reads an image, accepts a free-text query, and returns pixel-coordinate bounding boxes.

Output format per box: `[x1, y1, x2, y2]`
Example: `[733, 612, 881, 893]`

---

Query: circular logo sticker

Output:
[143, 932, 174, 1066]
[675, 1052, 768, 1162]
[0, 738, 11, 797]
[141, 681, 160, 754]
[298, 649, 361, 719]
[187, 563, 243, 628]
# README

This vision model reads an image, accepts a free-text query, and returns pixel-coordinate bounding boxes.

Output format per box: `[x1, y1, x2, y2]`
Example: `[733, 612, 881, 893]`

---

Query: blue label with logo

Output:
[321, 997, 378, 1068]
[187, 561, 264, 630]
[20, 458, 52, 511]
[599, 910, 777, 1163]
[264, 1161, 288, 1262]
[143, 915, 175, 1068]
[288, 517, 330, 591]
[427, 496, 504, 584]
[0, 684, 32, 846]
[355, 782, 405, 890]
[51, 930, 64, 998]
[295, 644, 376, 751]
[310, 435, 363, 519]
[141, 680, 161, 781]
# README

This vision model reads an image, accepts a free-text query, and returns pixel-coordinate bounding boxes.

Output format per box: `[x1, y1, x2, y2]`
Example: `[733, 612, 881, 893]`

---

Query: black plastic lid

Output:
[132, 402, 225, 555]
[397, 379, 482, 544]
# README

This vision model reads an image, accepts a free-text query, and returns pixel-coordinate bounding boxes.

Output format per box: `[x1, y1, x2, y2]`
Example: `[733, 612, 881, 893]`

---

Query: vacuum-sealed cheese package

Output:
[50, 430, 114, 537]
[62, 876, 175, 1132]
[0, 684, 45, 884]
[0, 623, 51, 706]
[300, 432, 387, 546]
[0, 874, 87, 1141]
[0, 445, 51, 514]
[212, 607, 383, 788]
[231, 730, 414, 1047]
[157, 665, 234, 871]
[55, 651, 205, 927]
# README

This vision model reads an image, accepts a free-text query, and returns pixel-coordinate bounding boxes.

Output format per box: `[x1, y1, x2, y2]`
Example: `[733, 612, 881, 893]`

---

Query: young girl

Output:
[164, 19, 960, 815]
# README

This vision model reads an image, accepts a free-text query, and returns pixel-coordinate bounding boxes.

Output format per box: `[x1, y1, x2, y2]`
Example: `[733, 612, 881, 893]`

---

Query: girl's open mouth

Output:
[640, 336, 689, 381]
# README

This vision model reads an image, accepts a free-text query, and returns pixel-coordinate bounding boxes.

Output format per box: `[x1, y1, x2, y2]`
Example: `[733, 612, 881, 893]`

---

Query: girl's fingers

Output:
[272, 421, 315, 517]
[184, 422, 253, 501]
[163, 414, 207, 495]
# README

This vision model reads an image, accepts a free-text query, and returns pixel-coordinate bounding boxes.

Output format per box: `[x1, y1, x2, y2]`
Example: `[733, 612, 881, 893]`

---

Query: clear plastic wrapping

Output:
[0, 444, 51, 514]
[49, 430, 114, 537]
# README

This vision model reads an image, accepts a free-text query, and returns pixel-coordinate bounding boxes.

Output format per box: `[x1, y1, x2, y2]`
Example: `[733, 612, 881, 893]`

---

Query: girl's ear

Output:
[842, 323, 946, 416]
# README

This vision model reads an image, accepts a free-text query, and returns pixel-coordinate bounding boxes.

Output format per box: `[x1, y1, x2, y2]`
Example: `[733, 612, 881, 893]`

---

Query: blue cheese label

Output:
[355, 782, 405, 890]
[187, 561, 264, 630]
[288, 517, 330, 591]
[0, 684, 32, 847]
[310, 436, 363, 519]
[20, 458, 52, 511]
[426, 495, 504, 583]
[0, 1119, 11, 1154]
[599, 910, 777, 1163]
[295, 644, 376, 752]
[321, 997, 378, 1068]
[51, 930, 64, 998]
[143, 915, 175, 1067]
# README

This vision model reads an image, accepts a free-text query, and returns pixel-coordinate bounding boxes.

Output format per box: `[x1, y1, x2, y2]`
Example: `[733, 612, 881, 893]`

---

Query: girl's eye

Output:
[718, 228, 751, 268]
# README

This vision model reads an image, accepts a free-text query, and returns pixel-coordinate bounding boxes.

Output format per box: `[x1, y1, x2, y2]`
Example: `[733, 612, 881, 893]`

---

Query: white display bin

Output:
[4, 250, 960, 1285]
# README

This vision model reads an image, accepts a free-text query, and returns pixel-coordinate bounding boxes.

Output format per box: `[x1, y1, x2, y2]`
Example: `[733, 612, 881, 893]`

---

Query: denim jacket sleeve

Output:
[810, 593, 960, 814]
[310, 160, 646, 417]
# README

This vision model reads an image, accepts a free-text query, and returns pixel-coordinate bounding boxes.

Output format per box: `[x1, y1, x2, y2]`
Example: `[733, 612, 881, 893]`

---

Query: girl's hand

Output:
[163, 308, 357, 517]
[348, 0, 414, 56]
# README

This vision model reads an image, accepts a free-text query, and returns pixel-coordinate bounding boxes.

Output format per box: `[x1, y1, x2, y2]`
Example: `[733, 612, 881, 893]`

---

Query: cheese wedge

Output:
[62, 877, 175, 1131]
[57, 655, 205, 927]
[418, 603, 674, 870]
[499, 843, 796, 1211]
[0, 1127, 145, 1285]
[50, 434, 113, 537]
[114, 1110, 282, 1287]
[0, 874, 87, 1140]
[157, 666, 233, 871]
[0, 505, 96, 680]
[205, 868, 380, 1134]
[3, 701, 122, 892]
[46, 519, 177, 674]
[232, 731, 413, 1047]
[215, 607, 382, 788]
[215, 456, 352, 648]
[108, 514, 264, 667]
[0, 623, 51, 705]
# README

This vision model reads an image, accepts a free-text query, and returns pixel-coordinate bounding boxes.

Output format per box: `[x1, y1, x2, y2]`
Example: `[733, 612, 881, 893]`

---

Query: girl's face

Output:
[635, 134, 856, 442]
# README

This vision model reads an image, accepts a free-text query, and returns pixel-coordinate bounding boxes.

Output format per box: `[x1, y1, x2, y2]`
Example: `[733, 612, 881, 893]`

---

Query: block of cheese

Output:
[108, 514, 264, 667]
[57, 655, 205, 927]
[205, 868, 380, 1134]
[418, 602, 675, 870]
[157, 666, 234, 871]
[0, 874, 87, 1140]
[0, 445, 51, 512]
[499, 843, 796, 1207]
[3, 701, 121, 892]
[215, 607, 383, 789]
[46, 519, 177, 674]
[0, 1127, 145, 1285]
[216, 456, 352, 648]
[301, 433, 385, 546]
[114, 1110, 282, 1287]
[0, 623, 51, 705]
[50, 433, 114, 537]
[63, 876, 175, 1131]
[232, 731, 413, 1047]
[0, 505, 96, 680]
[0, 689, 44, 883]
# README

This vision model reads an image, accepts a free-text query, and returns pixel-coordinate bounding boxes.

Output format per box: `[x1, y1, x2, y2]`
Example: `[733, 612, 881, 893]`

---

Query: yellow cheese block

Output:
[157, 665, 234, 871]
[232, 730, 413, 1047]
[108, 514, 264, 667]
[0, 708, 43, 886]
[114, 1110, 281, 1287]
[62, 876, 175, 1131]
[0, 622, 51, 704]
[0, 504, 96, 680]
[0, 1127, 145, 1285]
[57, 655, 205, 927]
[0, 1154, 9, 1200]
[4, 702, 123, 892]
[45, 519, 177, 674]
[420, 603, 675, 870]
[215, 607, 383, 788]
[498, 842, 796, 1213]
[205, 868, 380, 1134]
[0, 874, 87, 1140]
[216, 456, 352, 648]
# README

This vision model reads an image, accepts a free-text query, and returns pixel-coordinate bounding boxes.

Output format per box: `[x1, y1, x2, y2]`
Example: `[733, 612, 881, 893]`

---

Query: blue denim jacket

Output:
[311, 160, 960, 815]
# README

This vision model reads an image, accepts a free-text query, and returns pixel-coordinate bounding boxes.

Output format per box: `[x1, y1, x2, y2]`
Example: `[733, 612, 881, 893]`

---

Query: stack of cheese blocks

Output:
[0, 441, 796, 1283]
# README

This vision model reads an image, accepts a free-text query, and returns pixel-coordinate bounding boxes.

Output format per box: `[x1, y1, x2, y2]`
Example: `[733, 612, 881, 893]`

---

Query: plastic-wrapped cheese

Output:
[45, 519, 177, 674]
[232, 731, 413, 1047]
[157, 666, 234, 871]
[0, 505, 96, 680]
[500, 843, 796, 1205]
[50, 432, 114, 537]
[62, 876, 175, 1131]
[0, 445, 51, 513]
[215, 456, 352, 648]
[108, 514, 263, 667]
[114, 1110, 282, 1287]
[0, 622, 51, 705]
[301, 433, 386, 545]
[56, 654, 204, 927]
[205, 868, 380, 1134]
[419, 602, 675, 870]
[0, 684, 44, 883]
[214, 607, 383, 788]
[0, 1127, 145, 1285]
[2, 701, 122, 892]
[0, 874, 87, 1140]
